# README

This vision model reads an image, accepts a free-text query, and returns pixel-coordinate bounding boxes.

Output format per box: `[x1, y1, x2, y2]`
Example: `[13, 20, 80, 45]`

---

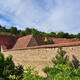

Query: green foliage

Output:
[0, 52, 45, 80]
[48, 32, 57, 37]
[52, 47, 70, 65]
[76, 33, 80, 38]
[43, 48, 80, 80]
[23, 66, 46, 80]
[72, 55, 80, 69]
[43, 40, 54, 45]
[19, 31, 26, 36]
[0, 24, 80, 38]
[56, 32, 70, 38]
[0, 27, 7, 32]
[9, 26, 18, 35]
[0, 52, 24, 80]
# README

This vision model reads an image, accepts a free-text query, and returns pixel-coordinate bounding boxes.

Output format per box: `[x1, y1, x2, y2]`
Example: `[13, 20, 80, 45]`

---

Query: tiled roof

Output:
[13, 35, 33, 49]
[48, 37, 80, 43]
[1, 35, 80, 51]
[5, 41, 80, 51]
[0, 35, 19, 49]
[35, 37, 44, 45]
[24, 41, 80, 49]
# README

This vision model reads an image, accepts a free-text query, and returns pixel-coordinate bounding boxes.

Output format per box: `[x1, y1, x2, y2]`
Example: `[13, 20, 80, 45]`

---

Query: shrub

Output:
[43, 40, 54, 45]
[43, 47, 80, 80]
[0, 52, 24, 80]
[23, 66, 46, 80]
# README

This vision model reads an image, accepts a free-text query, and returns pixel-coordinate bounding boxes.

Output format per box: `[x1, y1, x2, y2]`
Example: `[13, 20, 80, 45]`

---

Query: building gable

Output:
[27, 37, 38, 47]
[13, 35, 38, 49]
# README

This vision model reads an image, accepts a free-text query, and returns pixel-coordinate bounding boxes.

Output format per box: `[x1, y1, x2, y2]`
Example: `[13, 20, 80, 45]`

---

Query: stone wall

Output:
[3, 46, 80, 72]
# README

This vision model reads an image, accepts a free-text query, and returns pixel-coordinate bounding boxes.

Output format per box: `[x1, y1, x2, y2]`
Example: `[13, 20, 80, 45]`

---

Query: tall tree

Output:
[9, 27, 18, 35]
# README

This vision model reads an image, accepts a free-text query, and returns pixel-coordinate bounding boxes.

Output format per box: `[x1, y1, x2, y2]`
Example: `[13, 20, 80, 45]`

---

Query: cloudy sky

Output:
[0, 0, 80, 33]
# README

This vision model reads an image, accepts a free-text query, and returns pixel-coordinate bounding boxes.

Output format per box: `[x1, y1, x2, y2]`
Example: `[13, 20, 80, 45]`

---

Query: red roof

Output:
[48, 38, 80, 44]
[35, 37, 44, 45]
[5, 41, 80, 51]
[1, 35, 80, 51]
[0, 35, 19, 49]
[13, 35, 33, 49]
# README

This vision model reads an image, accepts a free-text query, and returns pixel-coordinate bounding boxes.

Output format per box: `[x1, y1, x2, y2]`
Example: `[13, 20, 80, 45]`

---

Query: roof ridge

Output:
[18, 35, 32, 39]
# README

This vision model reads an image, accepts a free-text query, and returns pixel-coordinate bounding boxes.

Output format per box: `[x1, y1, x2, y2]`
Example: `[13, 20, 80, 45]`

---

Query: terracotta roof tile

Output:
[5, 41, 80, 51]
[1, 35, 80, 51]
[13, 35, 32, 49]
[26, 41, 80, 49]
[48, 37, 80, 43]
[35, 37, 44, 45]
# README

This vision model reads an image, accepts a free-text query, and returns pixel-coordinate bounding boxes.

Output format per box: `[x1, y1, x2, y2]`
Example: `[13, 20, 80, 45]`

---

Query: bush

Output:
[43, 40, 54, 45]
[43, 47, 80, 80]
[23, 66, 46, 80]
[0, 52, 24, 80]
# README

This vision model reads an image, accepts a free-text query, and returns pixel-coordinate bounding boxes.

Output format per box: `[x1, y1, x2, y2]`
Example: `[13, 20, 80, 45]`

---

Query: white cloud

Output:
[0, 0, 80, 33]
[37, 0, 80, 33]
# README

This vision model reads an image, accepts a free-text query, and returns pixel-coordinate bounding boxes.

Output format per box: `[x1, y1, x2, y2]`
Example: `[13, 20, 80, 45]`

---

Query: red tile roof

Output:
[26, 41, 80, 49]
[0, 35, 19, 49]
[1, 35, 80, 51]
[13, 35, 33, 49]
[48, 38, 80, 44]
[5, 41, 80, 51]
[35, 37, 44, 45]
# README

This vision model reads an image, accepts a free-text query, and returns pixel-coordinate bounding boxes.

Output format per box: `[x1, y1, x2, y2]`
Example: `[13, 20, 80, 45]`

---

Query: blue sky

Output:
[0, 0, 80, 33]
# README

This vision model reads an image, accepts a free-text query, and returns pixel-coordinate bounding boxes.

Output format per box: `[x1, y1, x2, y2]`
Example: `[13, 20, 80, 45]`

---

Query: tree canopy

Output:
[0, 24, 80, 38]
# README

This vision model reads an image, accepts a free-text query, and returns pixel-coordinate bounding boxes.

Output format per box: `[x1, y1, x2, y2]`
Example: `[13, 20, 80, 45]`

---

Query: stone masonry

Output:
[3, 46, 80, 72]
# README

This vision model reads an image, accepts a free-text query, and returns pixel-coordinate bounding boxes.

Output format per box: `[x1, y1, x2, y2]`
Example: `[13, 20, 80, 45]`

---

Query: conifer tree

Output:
[52, 47, 69, 65]
[0, 52, 24, 80]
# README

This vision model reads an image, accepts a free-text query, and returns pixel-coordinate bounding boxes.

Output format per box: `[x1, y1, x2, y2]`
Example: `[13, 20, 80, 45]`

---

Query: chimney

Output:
[1, 45, 7, 52]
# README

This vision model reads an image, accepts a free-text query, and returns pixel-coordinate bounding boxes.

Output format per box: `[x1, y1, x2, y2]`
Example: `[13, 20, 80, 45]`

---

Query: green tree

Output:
[69, 34, 76, 38]
[0, 52, 24, 80]
[43, 48, 80, 80]
[25, 28, 32, 35]
[0, 27, 7, 32]
[57, 32, 65, 38]
[47, 32, 57, 37]
[76, 33, 80, 38]
[25, 28, 43, 37]
[19, 30, 26, 36]
[9, 27, 18, 35]
[52, 47, 70, 65]
[57, 32, 70, 38]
